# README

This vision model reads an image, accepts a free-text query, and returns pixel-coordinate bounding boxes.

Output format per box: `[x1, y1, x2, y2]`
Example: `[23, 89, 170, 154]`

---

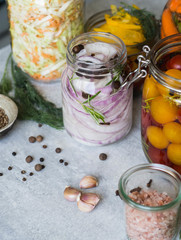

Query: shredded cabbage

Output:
[7, 0, 84, 82]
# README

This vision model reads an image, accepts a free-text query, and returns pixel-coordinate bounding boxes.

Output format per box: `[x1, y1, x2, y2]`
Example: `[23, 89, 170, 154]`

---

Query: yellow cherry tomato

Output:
[147, 126, 169, 149]
[165, 69, 181, 89]
[167, 143, 181, 165]
[163, 122, 181, 144]
[142, 75, 160, 100]
[150, 96, 178, 124]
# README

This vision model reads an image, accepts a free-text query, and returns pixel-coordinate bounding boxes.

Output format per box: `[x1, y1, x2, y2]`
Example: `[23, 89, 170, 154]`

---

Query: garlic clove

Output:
[79, 176, 98, 189]
[64, 186, 81, 202]
[77, 193, 100, 212]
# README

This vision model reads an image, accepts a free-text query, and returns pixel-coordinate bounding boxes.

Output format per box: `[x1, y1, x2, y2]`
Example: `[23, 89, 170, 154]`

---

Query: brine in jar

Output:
[61, 32, 133, 146]
[141, 34, 181, 174]
[6, 0, 84, 82]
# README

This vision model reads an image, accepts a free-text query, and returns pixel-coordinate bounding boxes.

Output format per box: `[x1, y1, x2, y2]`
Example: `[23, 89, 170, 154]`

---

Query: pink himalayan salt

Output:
[126, 189, 178, 240]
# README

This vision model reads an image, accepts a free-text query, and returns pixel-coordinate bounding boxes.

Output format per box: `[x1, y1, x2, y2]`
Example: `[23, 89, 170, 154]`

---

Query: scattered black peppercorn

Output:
[36, 135, 43, 142]
[0, 173, 3, 176]
[22, 177, 26, 181]
[40, 157, 44, 162]
[8, 166, 13, 171]
[72, 44, 84, 54]
[29, 172, 34, 176]
[130, 187, 142, 193]
[26, 155, 33, 163]
[99, 153, 107, 160]
[43, 145, 47, 149]
[59, 159, 64, 163]
[12, 152, 16, 156]
[147, 179, 153, 188]
[82, 92, 90, 99]
[29, 136, 36, 143]
[100, 122, 110, 125]
[115, 190, 119, 196]
[55, 148, 62, 153]
[21, 170, 26, 174]
[35, 164, 45, 171]
[64, 162, 68, 166]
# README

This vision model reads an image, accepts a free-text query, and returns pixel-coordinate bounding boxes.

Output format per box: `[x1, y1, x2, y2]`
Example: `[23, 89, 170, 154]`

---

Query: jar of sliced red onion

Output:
[119, 164, 181, 240]
[61, 32, 134, 146]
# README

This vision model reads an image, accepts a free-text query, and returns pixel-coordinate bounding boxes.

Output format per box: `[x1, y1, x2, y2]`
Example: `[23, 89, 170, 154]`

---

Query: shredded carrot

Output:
[10, 21, 14, 28]
[176, 4, 181, 13]
[161, 8, 178, 37]
[41, 52, 56, 62]
[169, 0, 181, 12]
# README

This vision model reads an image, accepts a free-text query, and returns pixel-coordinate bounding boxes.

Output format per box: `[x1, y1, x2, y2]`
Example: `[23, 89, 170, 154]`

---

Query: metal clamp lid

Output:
[122, 45, 151, 89]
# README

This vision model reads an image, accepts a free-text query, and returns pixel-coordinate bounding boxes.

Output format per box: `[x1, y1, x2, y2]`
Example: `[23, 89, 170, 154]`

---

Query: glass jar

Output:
[161, 0, 181, 39]
[119, 163, 181, 240]
[141, 34, 181, 174]
[61, 32, 133, 146]
[84, 9, 158, 93]
[6, 0, 84, 82]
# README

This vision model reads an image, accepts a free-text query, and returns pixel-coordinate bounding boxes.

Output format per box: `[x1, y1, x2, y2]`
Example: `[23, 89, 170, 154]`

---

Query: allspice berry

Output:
[29, 136, 36, 143]
[36, 135, 43, 142]
[26, 155, 33, 163]
[35, 164, 45, 172]
[99, 153, 107, 161]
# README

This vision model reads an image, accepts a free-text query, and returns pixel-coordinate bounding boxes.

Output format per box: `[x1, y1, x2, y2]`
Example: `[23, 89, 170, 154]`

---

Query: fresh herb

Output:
[0, 55, 63, 129]
[120, 2, 158, 41]
[68, 74, 79, 97]
[83, 91, 101, 104]
[68, 75, 105, 124]
[106, 64, 125, 86]
[81, 103, 105, 125]
[142, 98, 155, 112]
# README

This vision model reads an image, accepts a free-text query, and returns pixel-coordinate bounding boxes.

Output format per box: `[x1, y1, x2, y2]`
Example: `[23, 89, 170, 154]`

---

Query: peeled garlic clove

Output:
[77, 193, 100, 212]
[79, 176, 98, 189]
[64, 186, 81, 202]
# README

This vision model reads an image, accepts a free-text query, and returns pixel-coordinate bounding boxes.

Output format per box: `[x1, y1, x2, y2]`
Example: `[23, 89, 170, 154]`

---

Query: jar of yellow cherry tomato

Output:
[142, 34, 181, 174]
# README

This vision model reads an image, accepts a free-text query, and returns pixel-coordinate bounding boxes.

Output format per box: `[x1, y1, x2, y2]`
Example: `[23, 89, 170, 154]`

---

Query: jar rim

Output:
[66, 31, 127, 70]
[118, 163, 181, 212]
[149, 33, 181, 92]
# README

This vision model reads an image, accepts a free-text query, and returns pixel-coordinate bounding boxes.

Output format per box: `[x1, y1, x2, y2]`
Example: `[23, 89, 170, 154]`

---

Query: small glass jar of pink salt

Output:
[119, 164, 181, 240]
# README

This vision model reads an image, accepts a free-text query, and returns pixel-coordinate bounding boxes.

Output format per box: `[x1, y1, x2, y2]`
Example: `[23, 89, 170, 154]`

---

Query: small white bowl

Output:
[0, 94, 18, 135]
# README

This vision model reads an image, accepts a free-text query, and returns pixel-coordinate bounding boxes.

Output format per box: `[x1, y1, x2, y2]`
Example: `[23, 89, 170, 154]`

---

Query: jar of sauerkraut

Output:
[141, 34, 181, 174]
[119, 164, 181, 240]
[6, 0, 84, 82]
[61, 32, 148, 146]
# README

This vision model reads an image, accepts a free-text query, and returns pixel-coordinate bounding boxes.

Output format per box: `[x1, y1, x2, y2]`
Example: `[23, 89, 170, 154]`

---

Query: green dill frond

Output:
[120, 2, 158, 41]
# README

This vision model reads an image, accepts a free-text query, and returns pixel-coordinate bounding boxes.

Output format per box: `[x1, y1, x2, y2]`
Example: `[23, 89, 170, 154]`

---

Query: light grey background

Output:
[1, 1, 179, 240]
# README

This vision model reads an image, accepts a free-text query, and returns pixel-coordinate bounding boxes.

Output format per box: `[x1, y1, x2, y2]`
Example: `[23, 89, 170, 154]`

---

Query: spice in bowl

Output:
[0, 107, 9, 129]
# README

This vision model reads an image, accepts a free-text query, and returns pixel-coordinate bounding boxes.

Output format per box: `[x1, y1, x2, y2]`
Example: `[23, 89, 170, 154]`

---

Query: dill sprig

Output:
[120, 2, 158, 41]
[142, 98, 155, 112]
[68, 75, 105, 124]
[0, 55, 63, 129]
[106, 64, 124, 86]
[81, 103, 105, 125]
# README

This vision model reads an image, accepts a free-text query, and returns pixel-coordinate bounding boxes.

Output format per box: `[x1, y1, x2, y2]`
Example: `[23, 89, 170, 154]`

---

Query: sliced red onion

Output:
[84, 42, 117, 61]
